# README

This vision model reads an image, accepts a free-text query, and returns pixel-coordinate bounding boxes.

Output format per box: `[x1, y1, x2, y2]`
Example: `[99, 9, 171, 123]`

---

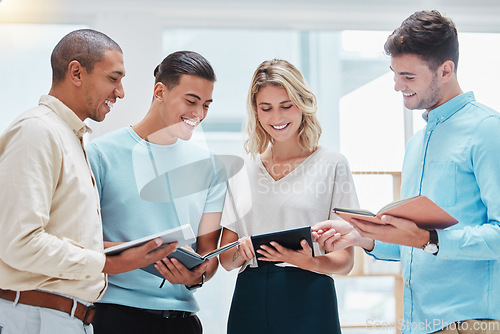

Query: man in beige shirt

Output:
[0, 29, 176, 334]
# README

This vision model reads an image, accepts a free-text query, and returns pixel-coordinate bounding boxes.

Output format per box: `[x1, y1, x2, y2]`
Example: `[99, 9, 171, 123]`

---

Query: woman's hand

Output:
[256, 239, 315, 270]
[236, 237, 255, 262]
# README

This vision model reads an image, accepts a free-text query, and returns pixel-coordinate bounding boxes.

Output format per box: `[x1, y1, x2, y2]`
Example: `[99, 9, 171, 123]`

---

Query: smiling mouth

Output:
[104, 100, 114, 108]
[271, 123, 290, 130]
[182, 117, 199, 127]
[403, 93, 416, 97]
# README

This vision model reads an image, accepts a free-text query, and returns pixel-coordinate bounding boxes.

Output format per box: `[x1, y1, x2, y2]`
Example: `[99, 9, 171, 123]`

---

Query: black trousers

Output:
[92, 303, 202, 334]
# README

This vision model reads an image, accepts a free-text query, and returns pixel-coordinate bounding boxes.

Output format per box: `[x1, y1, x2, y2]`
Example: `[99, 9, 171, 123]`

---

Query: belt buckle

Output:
[162, 310, 190, 319]
[163, 310, 177, 318]
[83, 304, 96, 325]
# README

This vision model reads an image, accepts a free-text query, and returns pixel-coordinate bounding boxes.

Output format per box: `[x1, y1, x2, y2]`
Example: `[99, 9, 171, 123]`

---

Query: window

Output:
[0, 24, 86, 131]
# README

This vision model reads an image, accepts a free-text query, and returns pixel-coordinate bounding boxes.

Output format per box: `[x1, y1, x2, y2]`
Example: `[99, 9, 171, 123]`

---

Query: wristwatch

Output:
[422, 229, 439, 255]
[186, 273, 205, 291]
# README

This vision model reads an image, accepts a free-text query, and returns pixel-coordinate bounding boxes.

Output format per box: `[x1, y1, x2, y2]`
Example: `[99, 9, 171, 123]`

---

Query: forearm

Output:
[301, 247, 354, 276]
[219, 228, 250, 271]
[192, 222, 221, 282]
[220, 246, 247, 271]
[203, 257, 219, 281]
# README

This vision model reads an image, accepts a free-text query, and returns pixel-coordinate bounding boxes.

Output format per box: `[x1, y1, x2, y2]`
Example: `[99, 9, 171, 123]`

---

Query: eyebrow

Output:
[258, 100, 292, 105]
[112, 70, 125, 77]
[389, 66, 415, 76]
[186, 93, 213, 103]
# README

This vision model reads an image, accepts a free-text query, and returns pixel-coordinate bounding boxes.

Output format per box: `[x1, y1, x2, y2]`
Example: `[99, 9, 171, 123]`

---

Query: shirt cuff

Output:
[366, 240, 401, 261]
[61, 249, 106, 280]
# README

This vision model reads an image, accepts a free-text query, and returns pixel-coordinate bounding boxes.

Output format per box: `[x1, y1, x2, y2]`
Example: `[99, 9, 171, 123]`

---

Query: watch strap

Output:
[422, 229, 439, 255]
[186, 272, 205, 291]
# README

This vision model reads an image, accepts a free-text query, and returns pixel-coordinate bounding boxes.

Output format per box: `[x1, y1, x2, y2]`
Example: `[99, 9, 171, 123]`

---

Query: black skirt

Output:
[227, 264, 342, 334]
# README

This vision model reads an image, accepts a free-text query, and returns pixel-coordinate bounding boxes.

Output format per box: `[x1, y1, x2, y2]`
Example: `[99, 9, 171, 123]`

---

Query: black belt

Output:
[142, 309, 194, 319]
[100, 303, 195, 319]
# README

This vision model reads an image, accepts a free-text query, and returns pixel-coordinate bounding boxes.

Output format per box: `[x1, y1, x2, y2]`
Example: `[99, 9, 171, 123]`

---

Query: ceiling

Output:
[1, 0, 500, 33]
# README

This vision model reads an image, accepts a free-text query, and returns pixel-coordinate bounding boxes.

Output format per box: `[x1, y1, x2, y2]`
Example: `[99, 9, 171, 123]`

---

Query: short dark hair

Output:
[154, 51, 216, 89]
[51, 29, 122, 84]
[384, 10, 459, 72]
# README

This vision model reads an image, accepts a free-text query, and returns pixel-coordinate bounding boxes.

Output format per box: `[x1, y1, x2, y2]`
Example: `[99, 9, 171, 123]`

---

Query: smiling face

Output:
[256, 85, 302, 144]
[157, 74, 214, 142]
[390, 54, 445, 112]
[82, 49, 125, 122]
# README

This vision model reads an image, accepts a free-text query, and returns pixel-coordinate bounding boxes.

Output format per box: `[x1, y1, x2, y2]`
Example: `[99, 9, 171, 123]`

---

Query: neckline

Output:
[127, 126, 181, 149]
[258, 146, 323, 183]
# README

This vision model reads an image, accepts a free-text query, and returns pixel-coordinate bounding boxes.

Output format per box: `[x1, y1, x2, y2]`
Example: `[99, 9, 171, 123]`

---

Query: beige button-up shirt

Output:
[0, 95, 107, 303]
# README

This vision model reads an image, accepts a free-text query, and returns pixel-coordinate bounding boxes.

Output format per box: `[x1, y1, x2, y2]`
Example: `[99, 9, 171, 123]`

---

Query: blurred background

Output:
[2, 1, 500, 332]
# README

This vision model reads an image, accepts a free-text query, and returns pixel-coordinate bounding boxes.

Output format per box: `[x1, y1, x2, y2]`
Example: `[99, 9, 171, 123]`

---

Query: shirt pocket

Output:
[423, 162, 457, 207]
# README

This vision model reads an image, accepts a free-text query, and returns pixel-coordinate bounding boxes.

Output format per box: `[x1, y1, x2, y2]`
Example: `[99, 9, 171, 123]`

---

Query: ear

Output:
[67, 60, 84, 87]
[438, 60, 455, 82]
[153, 82, 167, 101]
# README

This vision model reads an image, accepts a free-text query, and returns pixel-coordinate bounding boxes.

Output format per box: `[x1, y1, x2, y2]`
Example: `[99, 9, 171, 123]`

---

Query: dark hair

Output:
[384, 10, 459, 72]
[154, 51, 216, 89]
[51, 29, 122, 84]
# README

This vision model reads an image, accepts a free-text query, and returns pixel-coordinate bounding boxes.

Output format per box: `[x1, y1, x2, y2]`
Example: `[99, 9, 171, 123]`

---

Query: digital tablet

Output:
[251, 226, 314, 265]
[104, 224, 196, 256]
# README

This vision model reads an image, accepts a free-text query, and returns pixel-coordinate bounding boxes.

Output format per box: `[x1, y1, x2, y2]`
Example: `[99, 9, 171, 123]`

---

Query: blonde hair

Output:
[244, 59, 322, 157]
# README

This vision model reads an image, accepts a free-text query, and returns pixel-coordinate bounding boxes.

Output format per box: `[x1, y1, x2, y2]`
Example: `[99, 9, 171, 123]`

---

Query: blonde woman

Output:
[219, 59, 359, 334]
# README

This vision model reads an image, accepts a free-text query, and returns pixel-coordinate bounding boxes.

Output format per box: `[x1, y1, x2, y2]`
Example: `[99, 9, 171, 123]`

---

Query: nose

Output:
[270, 110, 284, 123]
[115, 83, 125, 99]
[193, 105, 205, 120]
[393, 75, 404, 92]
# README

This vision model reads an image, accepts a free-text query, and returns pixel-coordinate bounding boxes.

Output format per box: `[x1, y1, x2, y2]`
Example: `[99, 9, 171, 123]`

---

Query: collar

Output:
[422, 91, 475, 125]
[38, 95, 93, 140]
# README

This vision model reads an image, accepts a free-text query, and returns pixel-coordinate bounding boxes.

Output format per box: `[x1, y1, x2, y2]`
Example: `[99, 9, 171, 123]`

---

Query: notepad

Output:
[141, 240, 240, 277]
[333, 195, 458, 230]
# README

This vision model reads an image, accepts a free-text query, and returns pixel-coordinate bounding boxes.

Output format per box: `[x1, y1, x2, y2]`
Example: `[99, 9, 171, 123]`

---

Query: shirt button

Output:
[421, 161, 424, 165]
[86, 275, 91, 279]
[441, 116, 444, 120]
[444, 256, 448, 259]
[427, 131, 431, 135]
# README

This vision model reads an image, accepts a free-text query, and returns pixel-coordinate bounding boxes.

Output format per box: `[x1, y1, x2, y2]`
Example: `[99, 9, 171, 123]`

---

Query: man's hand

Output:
[312, 220, 374, 252]
[350, 215, 430, 248]
[103, 238, 177, 275]
[153, 246, 209, 286]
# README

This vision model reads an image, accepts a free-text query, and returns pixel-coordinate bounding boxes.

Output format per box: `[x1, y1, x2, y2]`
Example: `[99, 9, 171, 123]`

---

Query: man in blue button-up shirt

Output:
[313, 10, 500, 334]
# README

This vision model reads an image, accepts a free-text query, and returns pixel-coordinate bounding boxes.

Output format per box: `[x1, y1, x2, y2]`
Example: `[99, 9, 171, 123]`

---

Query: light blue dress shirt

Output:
[369, 92, 500, 333]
